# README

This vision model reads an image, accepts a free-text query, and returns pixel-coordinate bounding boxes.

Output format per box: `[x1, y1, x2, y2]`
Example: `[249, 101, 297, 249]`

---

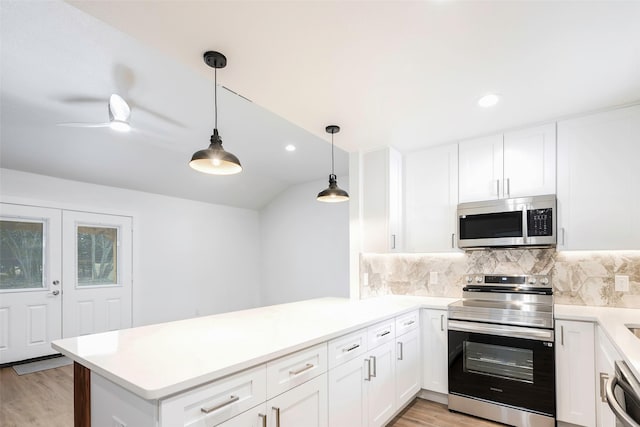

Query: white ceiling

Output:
[2, 1, 640, 209]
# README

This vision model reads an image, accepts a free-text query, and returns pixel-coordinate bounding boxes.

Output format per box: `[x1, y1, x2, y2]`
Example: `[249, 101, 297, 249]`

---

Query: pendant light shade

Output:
[189, 51, 242, 175]
[317, 125, 349, 203]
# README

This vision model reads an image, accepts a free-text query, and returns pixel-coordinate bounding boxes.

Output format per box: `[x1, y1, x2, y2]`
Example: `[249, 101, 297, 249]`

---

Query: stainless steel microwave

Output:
[457, 194, 556, 249]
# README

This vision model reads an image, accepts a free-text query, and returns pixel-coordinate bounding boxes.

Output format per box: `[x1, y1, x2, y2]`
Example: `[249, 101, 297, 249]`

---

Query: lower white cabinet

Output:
[396, 328, 421, 407]
[218, 403, 268, 427]
[556, 319, 596, 427]
[596, 327, 621, 427]
[267, 373, 327, 427]
[328, 355, 369, 427]
[421, 309, 448, 394]
[367, 340, 397, 427]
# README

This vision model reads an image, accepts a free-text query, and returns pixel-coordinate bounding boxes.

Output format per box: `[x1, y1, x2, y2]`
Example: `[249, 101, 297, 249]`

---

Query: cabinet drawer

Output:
[395, 311, 419, 336]
[266, 343, 327, 399]
[159, 364, 266, 427]
[327, 328, 368, 369]
[217, 403, 267, 427]
[368, 319, 396, 349]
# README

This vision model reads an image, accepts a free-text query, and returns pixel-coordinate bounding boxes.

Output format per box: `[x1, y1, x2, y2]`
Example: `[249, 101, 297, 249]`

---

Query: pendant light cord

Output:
[214, 67, 218, 130]
[331, 133, 335, 175]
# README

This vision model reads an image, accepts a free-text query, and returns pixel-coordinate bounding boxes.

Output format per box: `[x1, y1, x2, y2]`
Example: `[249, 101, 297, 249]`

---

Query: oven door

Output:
[448, 320, 556, 417]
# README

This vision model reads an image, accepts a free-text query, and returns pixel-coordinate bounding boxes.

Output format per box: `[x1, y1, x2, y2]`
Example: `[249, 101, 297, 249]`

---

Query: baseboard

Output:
[418, 389, 448, 405]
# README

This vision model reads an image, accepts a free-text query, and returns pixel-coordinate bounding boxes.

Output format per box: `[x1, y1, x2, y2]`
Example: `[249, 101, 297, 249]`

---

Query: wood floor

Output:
[0, 364, 503, 427]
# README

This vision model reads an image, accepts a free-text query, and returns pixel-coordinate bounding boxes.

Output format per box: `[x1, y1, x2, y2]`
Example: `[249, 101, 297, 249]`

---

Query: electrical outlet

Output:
[615, 275, 630, 292]
[363, 273, 369, 287]
[430, 271, 438, 285]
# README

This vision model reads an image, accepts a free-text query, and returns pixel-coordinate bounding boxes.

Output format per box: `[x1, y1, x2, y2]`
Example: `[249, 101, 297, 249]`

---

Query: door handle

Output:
[370, 355, 377, 378]
[600, 372, 609, 403]
[397, 342, 403, 361]
[50, 290, 60, 296]
[258, 413, 267, 427]
[272, 407, 281, 427]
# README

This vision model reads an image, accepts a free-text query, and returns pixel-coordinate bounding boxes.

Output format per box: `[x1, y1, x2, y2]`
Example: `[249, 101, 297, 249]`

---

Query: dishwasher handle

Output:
[607, 361, 640, 427]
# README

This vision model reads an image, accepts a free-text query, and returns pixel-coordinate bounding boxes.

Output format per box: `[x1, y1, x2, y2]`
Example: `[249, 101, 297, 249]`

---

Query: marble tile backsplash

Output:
[360, 249, 640, 308]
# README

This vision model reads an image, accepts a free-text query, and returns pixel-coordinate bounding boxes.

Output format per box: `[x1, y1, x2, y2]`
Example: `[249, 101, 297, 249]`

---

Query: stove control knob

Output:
[466, 276, 473, 284]
[540, 277, 549, 285]
[528, 277, 537, 285]
[475, 276, 483, 284]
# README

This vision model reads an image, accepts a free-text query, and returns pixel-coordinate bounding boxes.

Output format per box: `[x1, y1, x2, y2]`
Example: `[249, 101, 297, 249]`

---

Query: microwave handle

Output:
[496, 179, 500, 198]
[522, 205, 528, 243]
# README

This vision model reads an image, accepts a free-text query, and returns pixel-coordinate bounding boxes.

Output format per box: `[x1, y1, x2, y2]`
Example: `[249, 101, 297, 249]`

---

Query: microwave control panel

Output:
[527, 208, 553, 236]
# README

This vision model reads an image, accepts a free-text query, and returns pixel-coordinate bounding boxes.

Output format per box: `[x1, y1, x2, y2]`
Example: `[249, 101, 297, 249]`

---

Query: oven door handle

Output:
[448, 319, 554, 342]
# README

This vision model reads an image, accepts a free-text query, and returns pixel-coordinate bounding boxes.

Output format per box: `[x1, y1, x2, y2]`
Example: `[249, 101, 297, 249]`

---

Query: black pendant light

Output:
[317, 125, 349, 203]
[189, 51, 242, 175]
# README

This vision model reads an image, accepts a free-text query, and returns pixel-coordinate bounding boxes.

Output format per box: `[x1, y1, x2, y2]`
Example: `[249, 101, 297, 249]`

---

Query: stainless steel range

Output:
[447, 274, 556, 427]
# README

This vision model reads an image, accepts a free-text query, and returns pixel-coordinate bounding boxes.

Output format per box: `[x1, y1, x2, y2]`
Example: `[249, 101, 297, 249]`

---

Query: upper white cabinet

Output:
[404, 143, 459, 252]
[361, 147, 403, 252]
[555, 319, 596, 427]
[557, 104, 640, 250]
[458, 123, 556, 203]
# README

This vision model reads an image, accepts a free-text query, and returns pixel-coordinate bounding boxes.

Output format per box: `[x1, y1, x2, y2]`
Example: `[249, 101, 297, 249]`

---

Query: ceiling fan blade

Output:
[57, 122, 111, 128]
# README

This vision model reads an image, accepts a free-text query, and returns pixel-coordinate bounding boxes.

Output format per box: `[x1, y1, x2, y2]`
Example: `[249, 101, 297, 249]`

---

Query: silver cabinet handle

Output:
[600, 372, 609, 403]
[397, 342, 403, 361]
[370, 355, 377, 377]
[391, 234, 396, 250]
[561, 227, 566, 246]
[440, 314, 444, 332]
[377, 330, 391, 338]
[289, 363, 314, 376]
[364, 358, 372, 381]
[50, 290, 60, 296]
[496, 179, 500, 198]
[201, 395, 239, 413]
[451, 233, 455, 248]
[272, 407, 281, 427]
[259, 413, 267, 427]
[560, 325, 564, 346]
[343, 344, 360, 352]
[403, 320, 415, 326]
[506, 178, 510, 197]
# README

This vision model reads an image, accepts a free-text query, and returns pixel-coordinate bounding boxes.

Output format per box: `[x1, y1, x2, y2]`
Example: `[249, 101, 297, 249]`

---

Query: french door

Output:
[0, 203, 132, 364]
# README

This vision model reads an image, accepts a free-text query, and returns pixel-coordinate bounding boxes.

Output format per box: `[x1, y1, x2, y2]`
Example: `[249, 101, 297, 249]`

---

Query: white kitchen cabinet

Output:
[421, 309, 448, 394]
[596, 327, 621, 427]
[217, 403, 267, 427]
[266, 373, 327, 427]
[367, 340, 397, 427]
[458, 123, 556, 203]
[404, 143, 459, 252]
[361, 147, 403, 252]
[395, 327, 421, 407]
[266, 342, 327, 399]
[556, 319, 596, 427]
[557, 104, 640, 250]
[328, 355, 369, 427]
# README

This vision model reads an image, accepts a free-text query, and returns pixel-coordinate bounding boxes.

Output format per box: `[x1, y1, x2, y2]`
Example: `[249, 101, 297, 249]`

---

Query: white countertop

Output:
[52, 295, 454, 400]
[555, 304, 640, 379]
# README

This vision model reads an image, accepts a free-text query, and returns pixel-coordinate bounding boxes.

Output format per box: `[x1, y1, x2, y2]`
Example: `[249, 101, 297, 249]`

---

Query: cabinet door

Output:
[367, 341, 397, 427]
[361, 147, 403, 252]
[328, 356, 368, 427]
[395, 328, 421, 407]
[557, 105, 640, 250]
[267, 373, 327, 427]
[596, 327, 621, 427]
[458, 134, 504, 203]
[404, 143, 459, 252]
[556, 320, 596, 426]
[218, 403, 267, 427]
[503, 123, 556, 198]
[421, 309, 448, 394]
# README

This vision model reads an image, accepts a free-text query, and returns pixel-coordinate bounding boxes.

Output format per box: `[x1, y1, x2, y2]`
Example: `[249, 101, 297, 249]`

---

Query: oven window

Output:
[459, 211, 523, 239]
[463, 341, 533, 383]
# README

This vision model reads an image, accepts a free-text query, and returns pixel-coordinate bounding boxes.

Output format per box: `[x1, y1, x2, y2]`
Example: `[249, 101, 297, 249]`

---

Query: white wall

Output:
[259, 177, 350, 305]
[0, 168, 261, 326]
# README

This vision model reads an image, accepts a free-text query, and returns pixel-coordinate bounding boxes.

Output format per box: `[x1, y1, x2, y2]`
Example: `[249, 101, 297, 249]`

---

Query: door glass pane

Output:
[459, 211, 523, 239]
[0, 220, 45, 290]
[464, 341, 533, 383]
[77, 226, 117, 286]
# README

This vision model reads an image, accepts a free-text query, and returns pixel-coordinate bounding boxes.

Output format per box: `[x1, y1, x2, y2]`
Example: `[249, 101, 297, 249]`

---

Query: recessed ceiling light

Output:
[478, 93, 500, 108]
[285, 144, 296, 152]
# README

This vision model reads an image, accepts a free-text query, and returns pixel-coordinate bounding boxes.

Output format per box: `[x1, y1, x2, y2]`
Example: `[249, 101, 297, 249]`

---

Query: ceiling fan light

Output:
[317, 174, 349, 202]
[109, 120, 131, 132]
[109, 94, 131, 121]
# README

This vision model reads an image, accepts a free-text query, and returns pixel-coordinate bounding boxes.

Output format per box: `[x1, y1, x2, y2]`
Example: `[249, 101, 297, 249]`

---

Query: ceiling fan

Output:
[57, 94, 132, 132]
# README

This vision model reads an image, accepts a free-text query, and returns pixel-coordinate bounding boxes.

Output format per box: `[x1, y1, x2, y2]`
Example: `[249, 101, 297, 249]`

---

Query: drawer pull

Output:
[259, 413, 267, 427]
[403, 320, 415, 326]
[343, 344, 360, 352]
[289, 363, 314, 376]
[377, 330, 391, 338]
[200, 395, 239, 414]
